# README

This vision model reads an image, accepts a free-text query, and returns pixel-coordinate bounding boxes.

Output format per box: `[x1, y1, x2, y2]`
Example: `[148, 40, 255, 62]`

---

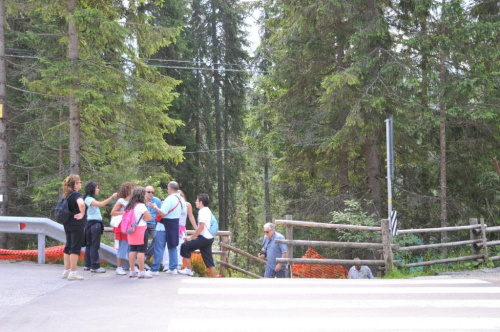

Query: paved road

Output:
[1, 260, 500, 331]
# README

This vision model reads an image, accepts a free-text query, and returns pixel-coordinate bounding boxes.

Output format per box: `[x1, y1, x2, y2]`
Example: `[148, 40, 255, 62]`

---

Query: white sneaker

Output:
[91, 267, 106, 273]
[67, 273, 84, 280]
[162, 266, 169, 272]
[116, 267, 126, 275]
[150, 271, 160, 276]
[166, 269, 178, 275]
[138, 271, 152, 279]
[62, 270, 70, 279]
[178, 268, 194, 276]
[129, 270, 138, 278]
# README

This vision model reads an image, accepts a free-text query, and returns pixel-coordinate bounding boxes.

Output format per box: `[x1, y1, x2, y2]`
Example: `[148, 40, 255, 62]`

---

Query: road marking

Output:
[167, 317, 500, 331]
[175, 299, 500, 309]
[181, 278, 491, 285]
[179, 286, 500, 295]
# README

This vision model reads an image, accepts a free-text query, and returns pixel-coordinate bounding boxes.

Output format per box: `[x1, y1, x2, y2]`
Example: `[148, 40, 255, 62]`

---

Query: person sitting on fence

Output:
[347, 258, 374, 279]
[258, 222, 287, 278]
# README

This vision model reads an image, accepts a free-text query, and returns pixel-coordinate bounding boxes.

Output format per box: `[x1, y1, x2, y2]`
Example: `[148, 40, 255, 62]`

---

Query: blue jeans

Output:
[84, 222, 102, 269]
[264, 265, 286, 278]
[151, 230, 178, 271]
[151, 218, 179, 271]
[145, 223, 156, 260]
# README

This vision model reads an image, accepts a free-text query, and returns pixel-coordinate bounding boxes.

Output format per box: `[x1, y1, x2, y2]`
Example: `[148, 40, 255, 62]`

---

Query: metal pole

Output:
[385, 117, 392, 221]
[37, 233, 45, 264]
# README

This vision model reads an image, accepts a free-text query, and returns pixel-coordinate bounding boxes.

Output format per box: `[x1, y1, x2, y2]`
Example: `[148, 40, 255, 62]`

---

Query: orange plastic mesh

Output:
[292, 247, 348, 279]
[0, 245, 86, 263]
[181, 252, 211, 276]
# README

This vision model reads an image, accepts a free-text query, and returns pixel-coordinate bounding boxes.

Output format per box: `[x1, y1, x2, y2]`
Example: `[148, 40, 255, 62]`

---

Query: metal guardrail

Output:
[0, 217, 117, 265]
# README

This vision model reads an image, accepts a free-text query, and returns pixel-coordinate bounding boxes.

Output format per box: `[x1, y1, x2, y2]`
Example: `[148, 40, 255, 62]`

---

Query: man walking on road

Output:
[258, 223, 287, 278]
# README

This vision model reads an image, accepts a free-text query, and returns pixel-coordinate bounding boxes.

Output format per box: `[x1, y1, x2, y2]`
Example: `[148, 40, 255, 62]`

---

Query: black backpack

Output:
[55, 192, 76, 224]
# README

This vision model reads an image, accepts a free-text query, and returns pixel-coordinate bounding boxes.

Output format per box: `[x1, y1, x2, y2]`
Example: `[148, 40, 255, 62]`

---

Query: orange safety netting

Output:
[292, 247, 348, 279]
[182, 252, 212, 276]
[0, 245, 85, 263]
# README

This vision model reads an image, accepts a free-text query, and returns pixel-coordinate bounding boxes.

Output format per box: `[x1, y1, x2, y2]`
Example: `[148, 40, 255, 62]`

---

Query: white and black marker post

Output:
[385, 116, 397, 236]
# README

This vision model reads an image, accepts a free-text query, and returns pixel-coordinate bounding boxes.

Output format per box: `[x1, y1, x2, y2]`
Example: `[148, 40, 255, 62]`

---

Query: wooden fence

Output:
[272, 216, 500, 276]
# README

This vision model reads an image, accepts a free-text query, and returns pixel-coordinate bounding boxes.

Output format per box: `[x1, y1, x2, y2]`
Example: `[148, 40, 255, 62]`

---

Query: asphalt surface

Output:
[1, 260, 500, 332]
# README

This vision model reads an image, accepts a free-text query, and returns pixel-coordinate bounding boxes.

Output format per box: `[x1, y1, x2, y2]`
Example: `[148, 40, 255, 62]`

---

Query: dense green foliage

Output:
[252, 0, 500, 237]
[1, 0, 499, 267]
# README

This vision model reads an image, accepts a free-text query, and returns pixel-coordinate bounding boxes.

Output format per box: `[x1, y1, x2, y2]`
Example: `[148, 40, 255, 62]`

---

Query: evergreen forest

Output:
[0, 0, 499, 264]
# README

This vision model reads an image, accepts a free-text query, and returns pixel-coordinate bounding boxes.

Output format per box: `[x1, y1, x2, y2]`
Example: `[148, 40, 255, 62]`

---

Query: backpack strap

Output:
[66, 191, 78, 213]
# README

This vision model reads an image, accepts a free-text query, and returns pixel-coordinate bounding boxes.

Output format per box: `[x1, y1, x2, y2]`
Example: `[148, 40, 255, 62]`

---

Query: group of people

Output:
[60, 174, 374, 280]
[60, 175, 217, 280]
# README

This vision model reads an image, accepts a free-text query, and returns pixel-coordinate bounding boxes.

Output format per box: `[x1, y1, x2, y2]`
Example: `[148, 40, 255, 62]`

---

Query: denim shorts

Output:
[117, 240, 129, 260]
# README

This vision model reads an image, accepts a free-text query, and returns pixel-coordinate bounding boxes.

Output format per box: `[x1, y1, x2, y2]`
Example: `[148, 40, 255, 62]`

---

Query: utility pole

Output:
[0, 0, 8, 216]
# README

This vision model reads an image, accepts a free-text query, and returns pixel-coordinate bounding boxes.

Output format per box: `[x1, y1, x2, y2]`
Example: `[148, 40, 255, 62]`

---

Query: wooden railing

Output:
[396, 218, 500, 267]
[275, 216, 396, 276]
[272, 216, 500, 275]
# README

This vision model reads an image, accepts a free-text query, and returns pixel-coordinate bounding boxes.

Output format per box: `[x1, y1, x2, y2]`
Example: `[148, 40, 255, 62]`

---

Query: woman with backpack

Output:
[61, 174, 86, 281]
[83, 181, 117, 273]
[110, 182, 135, 275]
[123, 187, 152, 278]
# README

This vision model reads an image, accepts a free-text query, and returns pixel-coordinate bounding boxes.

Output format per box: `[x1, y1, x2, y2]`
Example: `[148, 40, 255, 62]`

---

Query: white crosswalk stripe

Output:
[168, 278, 500, 332]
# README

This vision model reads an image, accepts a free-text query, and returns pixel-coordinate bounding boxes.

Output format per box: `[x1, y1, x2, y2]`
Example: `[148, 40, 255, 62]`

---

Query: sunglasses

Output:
[146, 191, 154, 194]
[264, 231, 271, 234]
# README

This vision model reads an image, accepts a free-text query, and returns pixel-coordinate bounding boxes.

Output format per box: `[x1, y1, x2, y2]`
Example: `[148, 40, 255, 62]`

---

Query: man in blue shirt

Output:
[145, 185, 162, 262]
[150, 181, 185, 275]
[258, 223, 287, 278]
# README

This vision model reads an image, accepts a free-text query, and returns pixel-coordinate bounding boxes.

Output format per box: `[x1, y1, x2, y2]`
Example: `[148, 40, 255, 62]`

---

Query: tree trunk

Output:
[223, 77, 230, 229]
[68, 0, 80, 175]
[339, 148, 349, 207]
[264, 156, 271, 223]
[0, 0, 8, 216]
[439, 0, 448, 246]
[211, 0, 225, 230]
[365, 137, 382, 217]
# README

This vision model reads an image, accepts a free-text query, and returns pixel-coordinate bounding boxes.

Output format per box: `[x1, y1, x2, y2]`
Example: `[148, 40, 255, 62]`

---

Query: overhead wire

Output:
[5, 48, 269, 74]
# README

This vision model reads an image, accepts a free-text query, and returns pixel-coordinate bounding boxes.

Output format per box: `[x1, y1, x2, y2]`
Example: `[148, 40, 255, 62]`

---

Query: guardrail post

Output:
[480, 217, 489, 264]
[381, 219, 393, 275]
[38, 233, 46, 264]
[219, 233, 230, 277]
[470, 218, 480, 256]
[285, 215, 293, 278]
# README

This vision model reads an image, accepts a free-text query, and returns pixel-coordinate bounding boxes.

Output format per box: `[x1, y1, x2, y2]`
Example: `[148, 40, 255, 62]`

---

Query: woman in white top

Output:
[178, 193, 217, 277]
[125, 187, 152, 278]
[110, 182, 134, 275]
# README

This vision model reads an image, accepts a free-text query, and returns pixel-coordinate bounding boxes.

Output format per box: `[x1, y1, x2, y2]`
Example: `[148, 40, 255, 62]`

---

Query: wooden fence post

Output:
[381, 219, 393, 275]
[480, 217, 489, 264]
[219, 233, 230, 277]
[285, 215, 293, 278]
[470, 218, 480, 256]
